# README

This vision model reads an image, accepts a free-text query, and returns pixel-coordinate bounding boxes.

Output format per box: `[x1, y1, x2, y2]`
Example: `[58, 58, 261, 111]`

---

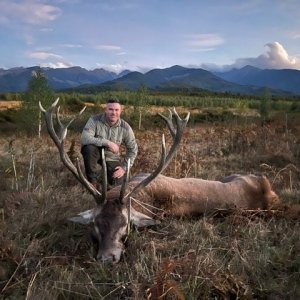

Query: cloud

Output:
[59, 44, 83, 48]
[27, 50, 73, 68]
[184, 33, 224, 51]
[95, 62, 150, 74]
[95, 45, 123, 51]
[40, 62, 73, 68]
[29, 51, 63, 60]
[202, 42, 300, 71]
[231, 42, 300, 70]
[0, 0, 61, 25]
[96, 63, 127, 73]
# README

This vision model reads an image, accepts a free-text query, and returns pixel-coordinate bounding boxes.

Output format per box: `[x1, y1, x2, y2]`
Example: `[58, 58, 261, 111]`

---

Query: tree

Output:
[135, 83, 148, 130]
[259, 88, 271, 124]
[21, 70, 54, 135]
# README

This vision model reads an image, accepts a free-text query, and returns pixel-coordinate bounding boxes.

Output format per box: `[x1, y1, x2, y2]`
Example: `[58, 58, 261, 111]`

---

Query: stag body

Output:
[121, 173, 278, 217]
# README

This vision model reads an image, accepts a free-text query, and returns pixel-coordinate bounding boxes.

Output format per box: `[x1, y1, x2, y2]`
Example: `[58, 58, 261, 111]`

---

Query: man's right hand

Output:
[107, 141, 120, 154]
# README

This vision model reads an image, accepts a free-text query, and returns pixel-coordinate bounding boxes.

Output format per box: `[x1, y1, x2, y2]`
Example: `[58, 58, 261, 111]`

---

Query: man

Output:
[81, 98, 138, 189]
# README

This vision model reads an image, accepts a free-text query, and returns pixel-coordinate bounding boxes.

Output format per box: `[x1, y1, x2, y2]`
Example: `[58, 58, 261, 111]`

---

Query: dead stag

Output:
[40, 99, 278, 264]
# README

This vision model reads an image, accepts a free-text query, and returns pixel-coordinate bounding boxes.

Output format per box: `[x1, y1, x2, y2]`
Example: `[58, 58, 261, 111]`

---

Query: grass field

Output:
[0, 105, 299, 299]
[0, 101, 21, 111]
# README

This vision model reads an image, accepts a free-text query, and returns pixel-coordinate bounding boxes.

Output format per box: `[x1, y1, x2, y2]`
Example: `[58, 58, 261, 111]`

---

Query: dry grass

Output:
[0, 113, 299, 299]
[0, 101, 21, 111]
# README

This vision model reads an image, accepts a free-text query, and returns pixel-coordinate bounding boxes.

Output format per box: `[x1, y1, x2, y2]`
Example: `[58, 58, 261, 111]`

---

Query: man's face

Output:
[105, 103, 122, 125]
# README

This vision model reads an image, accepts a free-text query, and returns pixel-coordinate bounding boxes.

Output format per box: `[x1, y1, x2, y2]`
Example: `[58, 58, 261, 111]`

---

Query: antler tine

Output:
[123, 108, 189, 202]
[124, 134, 167, 200]
[160, 108, 190, 172]
[39, 98, 104, 204]
[39, 98, 61, 147]
[158, 109, 176, 139]
[101, 148, 108, 203]
[55, 106, 64, 141]
[119, 158, 131, 204]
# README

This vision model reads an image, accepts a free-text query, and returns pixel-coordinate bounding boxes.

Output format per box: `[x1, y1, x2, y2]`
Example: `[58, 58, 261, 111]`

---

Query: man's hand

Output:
[113, 166, 125, 179]
[107, 141, 120, 154]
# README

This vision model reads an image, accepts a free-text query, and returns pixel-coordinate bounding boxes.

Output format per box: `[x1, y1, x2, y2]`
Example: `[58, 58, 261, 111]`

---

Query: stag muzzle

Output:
[96, 244, 124, 264]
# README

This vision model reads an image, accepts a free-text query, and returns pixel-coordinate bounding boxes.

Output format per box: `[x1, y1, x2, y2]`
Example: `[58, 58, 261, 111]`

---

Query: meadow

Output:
[0, 97, 299, 299]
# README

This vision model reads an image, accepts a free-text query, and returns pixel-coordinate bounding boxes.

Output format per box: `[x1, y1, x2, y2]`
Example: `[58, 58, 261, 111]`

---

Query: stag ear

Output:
[68, 208, 100, 225]
[130, 207, 160, 227]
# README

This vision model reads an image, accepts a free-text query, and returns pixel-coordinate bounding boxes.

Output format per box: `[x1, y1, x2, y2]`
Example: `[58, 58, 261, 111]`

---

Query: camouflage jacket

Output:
[80, 113, 138, 168]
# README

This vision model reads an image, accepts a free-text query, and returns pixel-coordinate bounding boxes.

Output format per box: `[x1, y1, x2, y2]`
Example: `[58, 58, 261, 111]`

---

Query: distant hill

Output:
[0, 66, 122, 92]
[215, 65, 300, 95]
[0, 64, 299, 96]
[71, 65, 293, 96]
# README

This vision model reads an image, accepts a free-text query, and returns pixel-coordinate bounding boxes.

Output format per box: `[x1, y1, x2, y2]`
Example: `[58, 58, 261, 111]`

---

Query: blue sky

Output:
[1, 0, 300, 73]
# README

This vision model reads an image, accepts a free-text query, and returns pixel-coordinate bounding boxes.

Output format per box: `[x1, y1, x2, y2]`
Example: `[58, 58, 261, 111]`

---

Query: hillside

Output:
[69, 65, 292, 96]
[0, 66, 124, 92]
[216, 65, 300, 95]
[0, 65, 299, 96]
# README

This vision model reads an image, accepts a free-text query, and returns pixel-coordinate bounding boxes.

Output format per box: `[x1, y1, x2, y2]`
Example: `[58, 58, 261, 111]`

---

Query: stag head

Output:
[40, 98, 189, 263]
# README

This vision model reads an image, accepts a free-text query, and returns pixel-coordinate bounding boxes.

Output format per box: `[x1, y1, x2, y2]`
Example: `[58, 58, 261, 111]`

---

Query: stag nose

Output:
[97, 253, 119, 264]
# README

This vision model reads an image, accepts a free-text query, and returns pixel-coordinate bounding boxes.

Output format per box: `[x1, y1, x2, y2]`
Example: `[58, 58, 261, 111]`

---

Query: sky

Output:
[0, 0, 300, 73]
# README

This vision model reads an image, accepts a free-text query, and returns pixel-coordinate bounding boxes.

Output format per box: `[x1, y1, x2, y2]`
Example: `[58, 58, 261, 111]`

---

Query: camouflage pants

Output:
[81, 144, 123, 187]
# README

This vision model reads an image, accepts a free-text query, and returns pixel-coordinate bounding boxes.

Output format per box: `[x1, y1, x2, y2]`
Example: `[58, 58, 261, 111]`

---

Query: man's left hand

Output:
[113, 166, 125, 179]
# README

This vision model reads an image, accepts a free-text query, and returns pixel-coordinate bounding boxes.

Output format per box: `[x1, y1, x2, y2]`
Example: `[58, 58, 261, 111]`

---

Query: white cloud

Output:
[230, 42, 300, 70]
[27, 50, 73, 68]
[95, 62, 151, 73]
[0, 0, 61, 25]
[59, 44, 83, 48]
[95, 45, 123, 51]
[40, 62, 73, 68]
[184, 33, 224, 51]
[28, 51, 63, 60]
[96, 63, 127, 73]
[199, 42, 300, 72]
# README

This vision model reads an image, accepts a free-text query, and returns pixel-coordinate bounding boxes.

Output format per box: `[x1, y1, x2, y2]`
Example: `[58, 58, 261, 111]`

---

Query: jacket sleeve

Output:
[80, 117, 110, 147]
[123, 126, 138, 168]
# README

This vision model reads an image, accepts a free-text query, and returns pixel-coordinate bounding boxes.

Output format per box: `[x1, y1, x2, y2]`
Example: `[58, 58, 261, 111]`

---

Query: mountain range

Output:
[0, 65, 300, 96]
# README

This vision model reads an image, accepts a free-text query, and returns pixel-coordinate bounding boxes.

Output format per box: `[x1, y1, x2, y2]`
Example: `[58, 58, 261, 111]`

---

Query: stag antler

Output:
[122, 108, 190, 203]
[39, 98, 106, 204]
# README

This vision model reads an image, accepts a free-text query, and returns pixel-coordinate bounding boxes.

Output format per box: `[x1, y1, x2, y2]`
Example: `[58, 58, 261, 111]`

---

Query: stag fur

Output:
[118, 173, 279, 218]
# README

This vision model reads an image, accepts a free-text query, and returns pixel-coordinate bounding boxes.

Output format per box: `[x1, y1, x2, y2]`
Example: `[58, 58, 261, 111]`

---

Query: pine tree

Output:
[20, 69, 55, 134]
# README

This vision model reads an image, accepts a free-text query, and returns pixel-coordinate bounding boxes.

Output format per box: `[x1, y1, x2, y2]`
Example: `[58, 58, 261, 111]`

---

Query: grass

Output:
[0, 108, 299, 299]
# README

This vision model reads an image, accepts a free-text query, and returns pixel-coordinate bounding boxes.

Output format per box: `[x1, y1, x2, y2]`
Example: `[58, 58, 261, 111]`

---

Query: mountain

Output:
[74, 65, 292, 96]
[0, 64, 299, 96]
[0, 66, 121, 92]
[216, 65, 300, 95]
